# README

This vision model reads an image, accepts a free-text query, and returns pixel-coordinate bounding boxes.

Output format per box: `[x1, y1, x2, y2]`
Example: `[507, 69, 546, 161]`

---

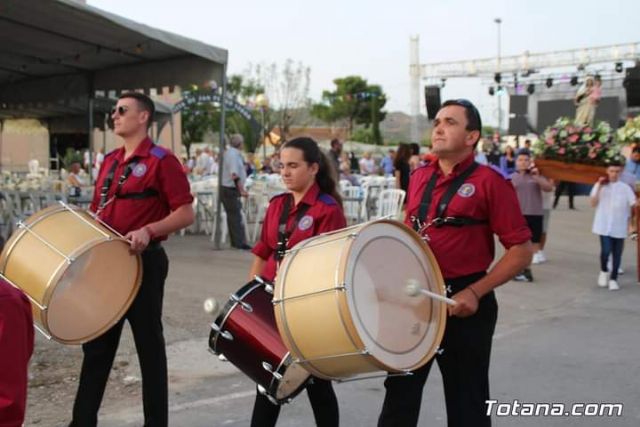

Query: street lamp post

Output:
[495, 17, 503, 135]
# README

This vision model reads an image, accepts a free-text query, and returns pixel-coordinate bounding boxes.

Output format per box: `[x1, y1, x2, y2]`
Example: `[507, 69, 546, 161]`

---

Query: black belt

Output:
[444, 271, 486, 295]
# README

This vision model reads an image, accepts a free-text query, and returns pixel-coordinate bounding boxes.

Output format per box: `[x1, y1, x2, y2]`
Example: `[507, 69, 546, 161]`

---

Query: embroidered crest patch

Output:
[457, 183, 475, 198]
[132, 164, 147, 178]
[298, 215, 314, 231]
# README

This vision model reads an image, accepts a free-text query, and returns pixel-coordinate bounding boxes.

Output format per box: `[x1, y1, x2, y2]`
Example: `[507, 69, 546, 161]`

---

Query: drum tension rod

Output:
[230, 294, 253, 312]
[294, 349, 368, 364]
[262, 362, 283, 380]
[210, 323, 233, 341]
[336, 371, 414, 383]
[271, 285, 346, 304]
[17, 221, 74, 263]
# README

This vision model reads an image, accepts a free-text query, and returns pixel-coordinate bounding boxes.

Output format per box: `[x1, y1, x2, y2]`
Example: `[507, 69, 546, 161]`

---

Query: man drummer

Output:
[249, 137, 346, 426]
[378, 99, 533, 427]
[69, 92, 194, 427]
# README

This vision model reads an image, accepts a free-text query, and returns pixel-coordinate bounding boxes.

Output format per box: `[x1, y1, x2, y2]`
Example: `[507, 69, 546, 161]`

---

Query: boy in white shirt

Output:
[590, 163, 637, 290]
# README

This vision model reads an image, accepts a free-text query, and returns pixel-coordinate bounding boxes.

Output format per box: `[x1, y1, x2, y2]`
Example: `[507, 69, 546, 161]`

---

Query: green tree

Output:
[181, 87, 216, 157]
[311, 76, 387, 144]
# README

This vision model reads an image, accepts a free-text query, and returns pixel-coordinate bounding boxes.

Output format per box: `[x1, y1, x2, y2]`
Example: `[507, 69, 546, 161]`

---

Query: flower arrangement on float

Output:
[532, 117, 624, 184]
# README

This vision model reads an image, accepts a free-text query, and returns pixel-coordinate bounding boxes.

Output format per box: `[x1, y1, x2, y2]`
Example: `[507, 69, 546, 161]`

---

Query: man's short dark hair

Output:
[118, 92, 155, 129]
[330, 138, 341, 148]
[517, 149, 531, 157]
[440, 99, 482, 145]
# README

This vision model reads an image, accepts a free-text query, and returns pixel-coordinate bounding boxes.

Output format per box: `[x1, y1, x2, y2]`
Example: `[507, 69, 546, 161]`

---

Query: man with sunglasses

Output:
[69, 92, 194, 427]
[378, 99, 533, 427]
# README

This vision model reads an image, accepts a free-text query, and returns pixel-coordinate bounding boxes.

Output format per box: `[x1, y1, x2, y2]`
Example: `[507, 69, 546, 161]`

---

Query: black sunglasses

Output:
[442, 98, 482, 132]
[110, 105, 130, 116]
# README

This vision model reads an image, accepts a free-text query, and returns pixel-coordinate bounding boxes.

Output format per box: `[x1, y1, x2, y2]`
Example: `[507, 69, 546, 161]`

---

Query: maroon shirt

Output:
[252, 183, 346, 282]
[90, 137, 193, 238]
[0, 280, 34, 427]
[405, 154, 531, 279]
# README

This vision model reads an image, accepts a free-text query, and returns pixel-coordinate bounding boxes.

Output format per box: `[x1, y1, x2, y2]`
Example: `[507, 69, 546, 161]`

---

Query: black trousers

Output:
[250, 377, 339, 427]
[378, 272, 497, 427]
[70, 246, 170, 427]
[221, 186, 248, 248]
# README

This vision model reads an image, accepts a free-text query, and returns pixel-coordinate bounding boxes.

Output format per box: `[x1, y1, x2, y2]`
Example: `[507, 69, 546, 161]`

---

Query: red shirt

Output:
[0, 280, 34, 427]
[405, 153, 531, 279]
[90, 137, 193, 238]
[252, 183, 347, 282]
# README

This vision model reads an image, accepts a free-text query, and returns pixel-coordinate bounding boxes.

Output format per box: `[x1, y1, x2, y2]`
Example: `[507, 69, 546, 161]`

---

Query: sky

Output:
[89, 0, 640, 127]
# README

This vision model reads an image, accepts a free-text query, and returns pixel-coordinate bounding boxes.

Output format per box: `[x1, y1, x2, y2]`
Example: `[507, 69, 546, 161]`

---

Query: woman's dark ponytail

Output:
[281, 137, 343, 208]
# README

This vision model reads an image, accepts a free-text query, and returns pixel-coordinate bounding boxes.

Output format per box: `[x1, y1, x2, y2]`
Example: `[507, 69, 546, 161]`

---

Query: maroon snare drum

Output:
[209, 278, 310, 403]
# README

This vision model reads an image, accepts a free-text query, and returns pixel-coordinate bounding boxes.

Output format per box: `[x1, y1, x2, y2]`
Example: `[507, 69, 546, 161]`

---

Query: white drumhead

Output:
[344, 221, 444, 370]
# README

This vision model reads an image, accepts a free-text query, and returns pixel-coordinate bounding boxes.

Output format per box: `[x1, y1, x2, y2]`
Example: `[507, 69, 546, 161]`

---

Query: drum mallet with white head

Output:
[203, 297, 222, 317]
[405, 279, 457, 306]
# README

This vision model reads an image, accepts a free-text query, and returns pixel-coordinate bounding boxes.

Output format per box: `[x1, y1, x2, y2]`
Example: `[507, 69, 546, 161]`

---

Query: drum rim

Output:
[268, 352, 310, 403]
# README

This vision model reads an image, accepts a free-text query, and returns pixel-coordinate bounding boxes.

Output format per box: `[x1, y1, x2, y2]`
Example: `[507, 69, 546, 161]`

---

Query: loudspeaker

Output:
[624, 67, 640, 107]
[508, 117, 528, 135]
[510, 95, 528, 115]
[424, 86, 441, 120]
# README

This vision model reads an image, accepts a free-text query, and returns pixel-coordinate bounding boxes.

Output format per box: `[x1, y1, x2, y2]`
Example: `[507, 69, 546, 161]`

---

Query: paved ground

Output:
[24, 197, 640, 426]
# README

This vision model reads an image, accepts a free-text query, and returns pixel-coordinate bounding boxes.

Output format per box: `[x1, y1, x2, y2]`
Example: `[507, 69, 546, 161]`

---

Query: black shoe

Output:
[236, 244, 252, 250]
[523, 268, 534, 282]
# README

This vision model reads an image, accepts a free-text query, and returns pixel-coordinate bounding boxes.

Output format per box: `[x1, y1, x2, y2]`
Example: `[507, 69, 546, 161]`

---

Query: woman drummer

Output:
[249, 136, 346, 426]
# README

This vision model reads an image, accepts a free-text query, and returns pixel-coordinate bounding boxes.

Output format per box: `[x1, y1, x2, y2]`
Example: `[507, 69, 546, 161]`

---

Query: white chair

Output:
[375, 189, 406, 220]
[342, 186, 364, 225]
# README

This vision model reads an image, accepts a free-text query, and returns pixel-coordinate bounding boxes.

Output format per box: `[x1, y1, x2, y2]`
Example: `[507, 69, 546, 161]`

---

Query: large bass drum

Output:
[0, 203, 142, 344]
[274, 219, 447, 380]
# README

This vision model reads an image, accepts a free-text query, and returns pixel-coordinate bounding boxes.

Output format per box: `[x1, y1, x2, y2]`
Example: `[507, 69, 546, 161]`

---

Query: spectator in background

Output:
[591, 163, 636, 291]
[474, 145, 488, 165]
[623, 145, 640, 183]
[359, 152, 376, 175]
[245, 152, 256, 177]
[394, 143, 411, 194]
[409, 143, 421, 170]
[536, 178, 555, 264]
[329, 139, 343, 176]
[0, 279, 34, 427]
[511, 150, 554, 281]
[486, 140, 501, 166]
[222, 134, 251, 250]
[553, 181, 576, 210]
[381, 149, 395, 177]
[340, 153, 360, 186]
[349, 151, 359, 173]
[261, 157, 274, 174]
[499, 145, 517, 176]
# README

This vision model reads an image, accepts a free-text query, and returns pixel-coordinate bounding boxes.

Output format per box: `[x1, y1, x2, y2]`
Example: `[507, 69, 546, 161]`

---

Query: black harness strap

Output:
[413, 161, 487, 232]
[98, 157, 158, 210]
[275, 194, 311, 262]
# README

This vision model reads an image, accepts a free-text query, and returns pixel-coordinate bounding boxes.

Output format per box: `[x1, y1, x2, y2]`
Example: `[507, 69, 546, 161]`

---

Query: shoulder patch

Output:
[318, 193, 337, 206]
[150, 145, 169, 160]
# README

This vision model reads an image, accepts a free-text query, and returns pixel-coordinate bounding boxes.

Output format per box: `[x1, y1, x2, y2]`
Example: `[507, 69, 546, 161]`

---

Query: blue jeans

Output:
[599, 235, 624, 281]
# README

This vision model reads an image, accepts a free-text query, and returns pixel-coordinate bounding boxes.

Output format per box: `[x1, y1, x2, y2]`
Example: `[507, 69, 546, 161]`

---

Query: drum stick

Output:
[405, 281, 457, 306]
